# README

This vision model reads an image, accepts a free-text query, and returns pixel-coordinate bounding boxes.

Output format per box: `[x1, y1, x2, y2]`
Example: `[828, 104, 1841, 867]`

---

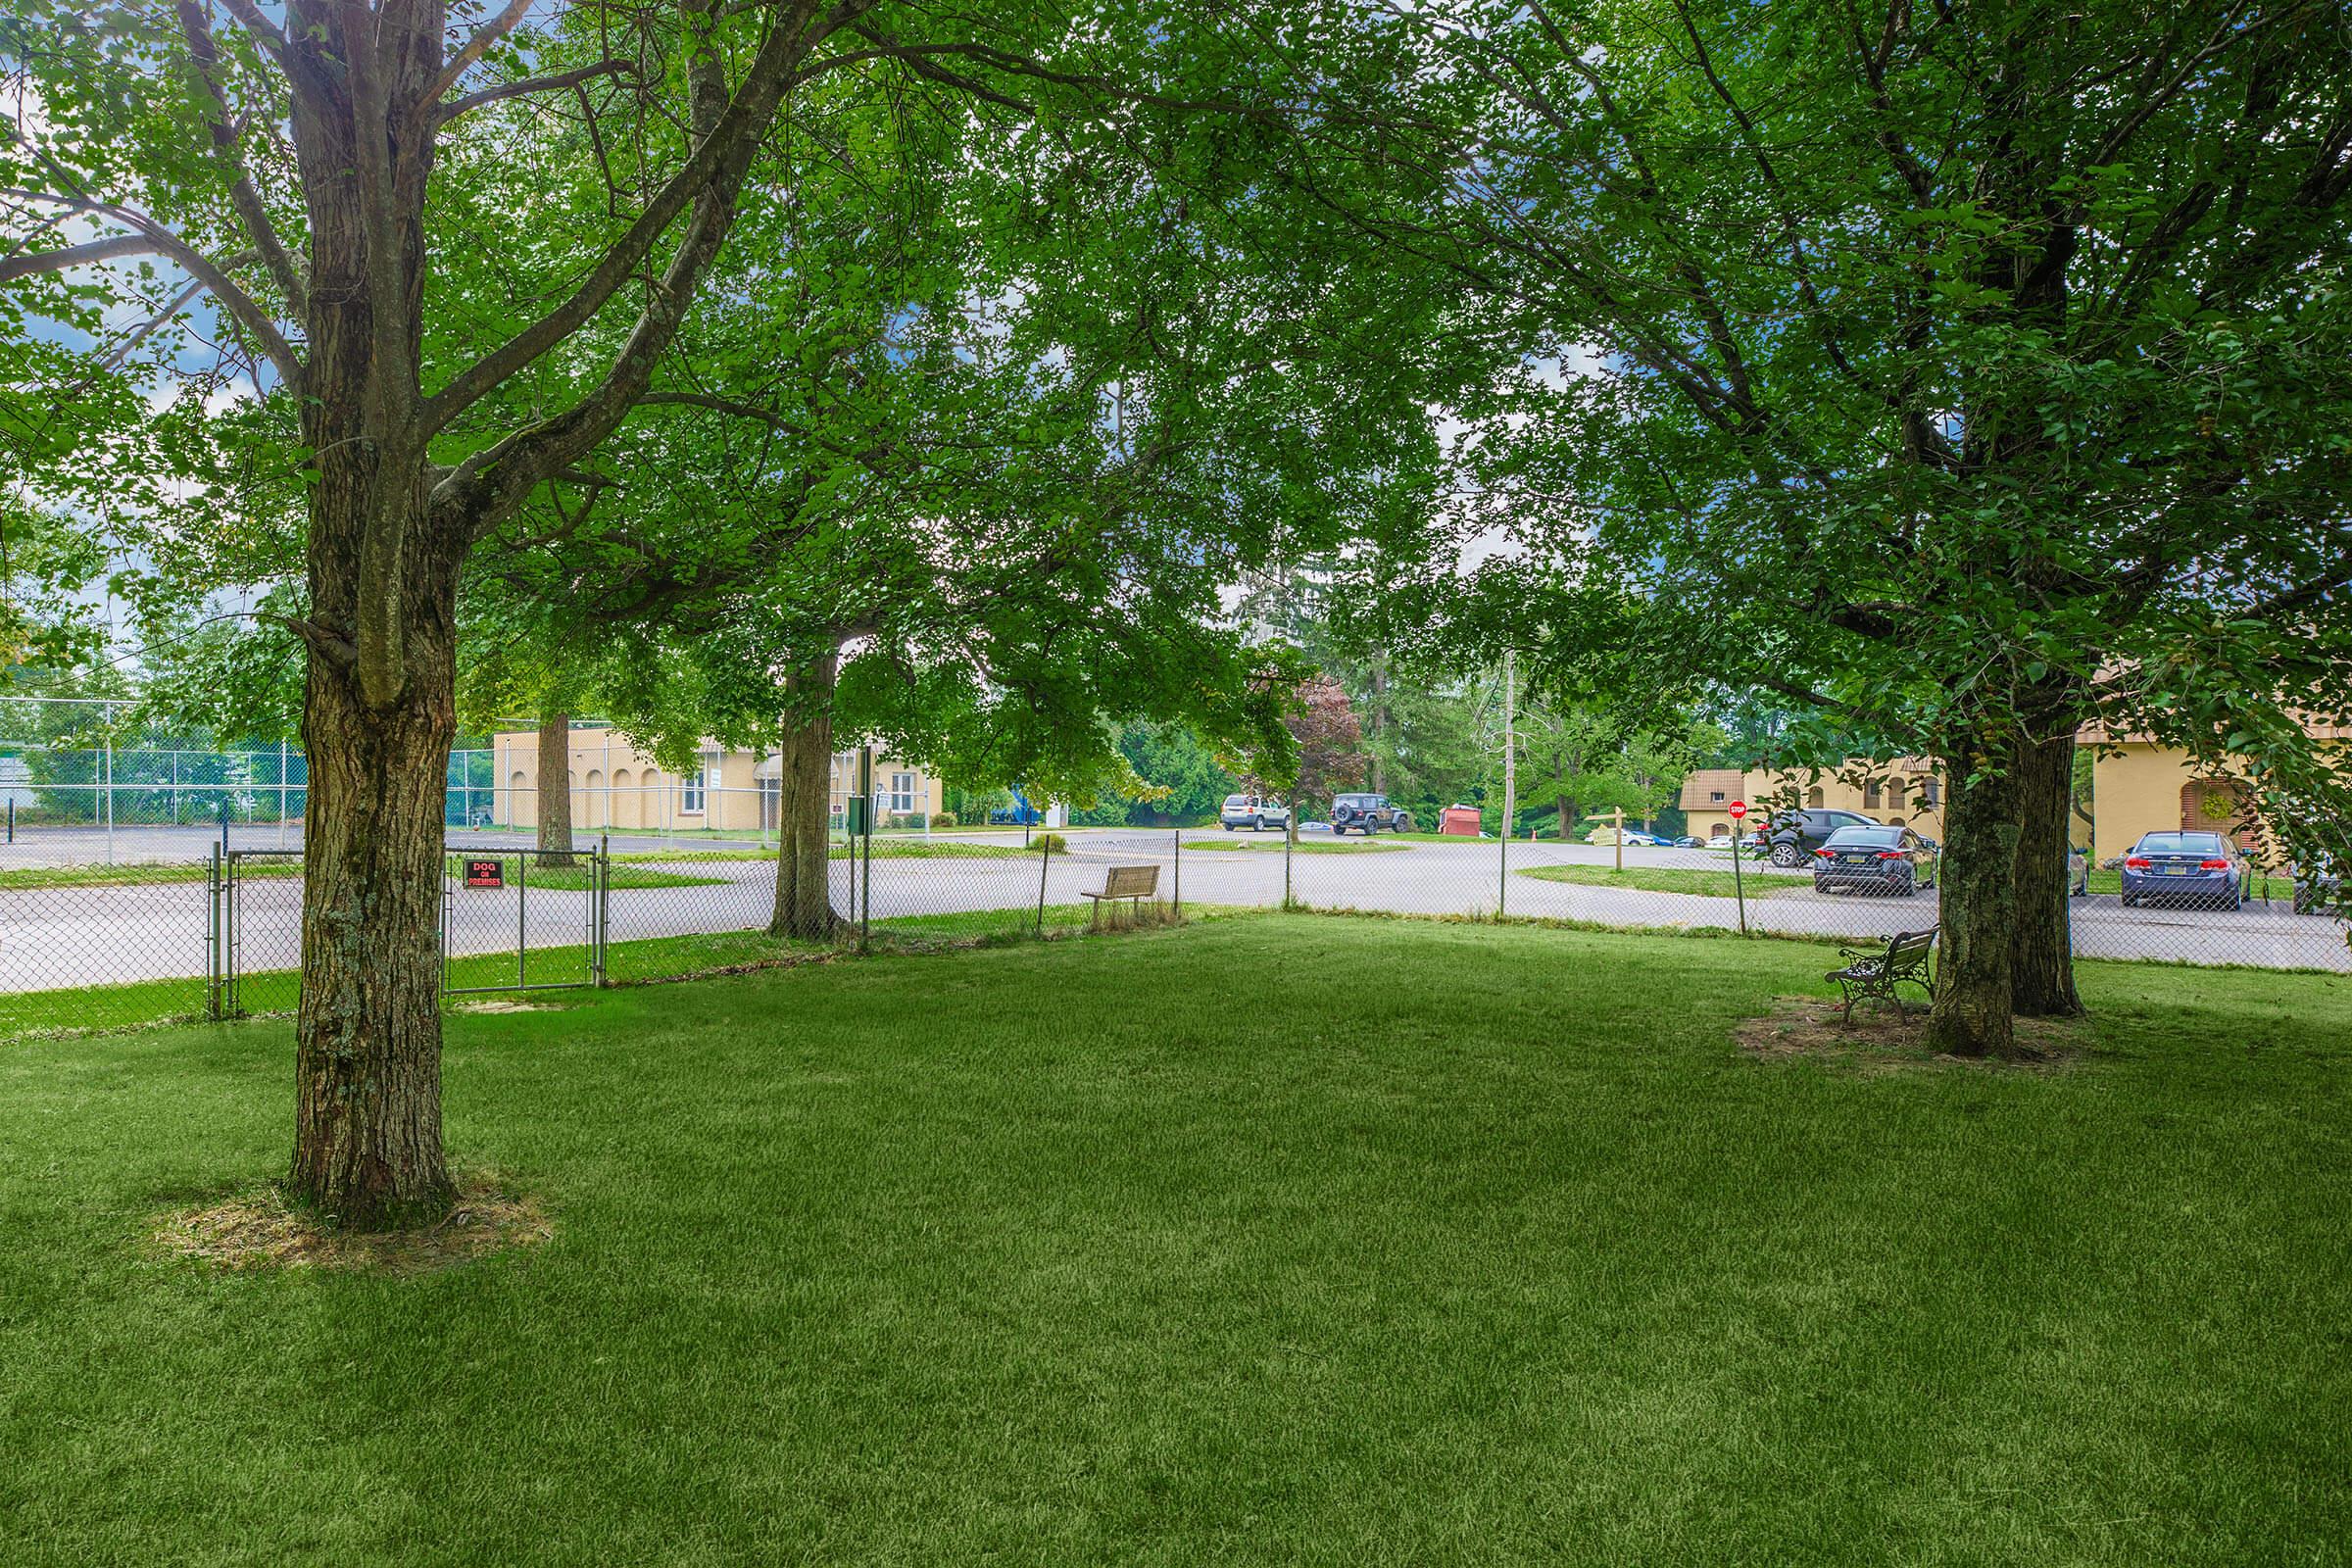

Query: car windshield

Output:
[1824, 826, 1903, 848]
[2138, 833, 2227, 855]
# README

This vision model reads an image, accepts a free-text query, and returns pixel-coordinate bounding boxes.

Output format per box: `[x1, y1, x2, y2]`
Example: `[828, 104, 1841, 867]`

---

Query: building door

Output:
[2181, 778, 2256, 850]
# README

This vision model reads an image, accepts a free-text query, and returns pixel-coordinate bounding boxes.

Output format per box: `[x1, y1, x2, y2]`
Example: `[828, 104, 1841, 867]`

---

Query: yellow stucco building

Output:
[489, 725, 944, 834]
[1679, 758, 1946, 842]
[2077, 720, 2349, 866]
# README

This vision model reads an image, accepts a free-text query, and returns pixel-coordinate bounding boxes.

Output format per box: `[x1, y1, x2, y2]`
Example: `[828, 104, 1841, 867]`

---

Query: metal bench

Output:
[1083, 863, 1159, 928]
[1826, 926, 1937, 1021]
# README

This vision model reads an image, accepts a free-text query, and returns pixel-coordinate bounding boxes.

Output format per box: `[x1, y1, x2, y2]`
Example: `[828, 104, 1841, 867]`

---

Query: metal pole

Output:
[1732, 822, 1748, 936]
[220, 794, 229, 858]
[208, 843, 222, 1019]
[859, 746, 873, 950]
[278, 738, 289, 849]
[596, 834, 610, 985]
[1172, 826, 1181, 921]
[1036, 832, 1050, 933]
[104, 730, 115, 864]
[517, 844, 529, 989]
[1499, 649, 1515, 917]
[1284, 820, 1294, 908]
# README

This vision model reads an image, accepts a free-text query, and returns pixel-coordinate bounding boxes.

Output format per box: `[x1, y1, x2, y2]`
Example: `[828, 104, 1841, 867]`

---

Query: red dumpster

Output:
[1440, 805, 1483, 836]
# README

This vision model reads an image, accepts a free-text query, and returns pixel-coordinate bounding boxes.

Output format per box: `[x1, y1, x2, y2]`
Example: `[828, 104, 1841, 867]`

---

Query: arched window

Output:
[1806, 785, 1825, 808]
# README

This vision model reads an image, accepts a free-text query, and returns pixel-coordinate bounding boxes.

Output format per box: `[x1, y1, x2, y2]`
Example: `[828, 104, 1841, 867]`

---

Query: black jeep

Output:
[1330, 793, 1412, 835]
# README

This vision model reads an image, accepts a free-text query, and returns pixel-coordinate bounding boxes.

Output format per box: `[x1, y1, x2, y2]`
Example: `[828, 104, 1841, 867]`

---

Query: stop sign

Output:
[1728, 800, 1748, 820]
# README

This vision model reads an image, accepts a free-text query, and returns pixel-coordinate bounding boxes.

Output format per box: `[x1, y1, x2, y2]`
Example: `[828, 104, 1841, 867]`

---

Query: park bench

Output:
[1826, 926, 1937, 1022]
[1084, 863, 1159, 928]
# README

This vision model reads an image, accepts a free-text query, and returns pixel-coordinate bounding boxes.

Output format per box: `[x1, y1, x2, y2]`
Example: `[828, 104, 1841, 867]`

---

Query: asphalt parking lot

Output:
[3, 825, 2343, 995]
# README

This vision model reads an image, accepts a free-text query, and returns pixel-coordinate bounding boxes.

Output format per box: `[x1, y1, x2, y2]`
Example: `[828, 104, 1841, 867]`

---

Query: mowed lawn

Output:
[2, 916, 2348, 1566]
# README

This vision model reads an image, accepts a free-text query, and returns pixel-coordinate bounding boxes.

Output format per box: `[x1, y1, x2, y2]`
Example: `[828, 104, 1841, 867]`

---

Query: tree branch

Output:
[434, 59, 642, 124]
[418, 0, 856, 438]
[174, 0, 309, 316]
[0, 189, 304, 390]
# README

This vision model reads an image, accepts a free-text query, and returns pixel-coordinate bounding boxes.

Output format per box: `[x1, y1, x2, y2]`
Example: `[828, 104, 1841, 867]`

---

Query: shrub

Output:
[931, 810, 957, 829]
[1033, 832, 1070, 855]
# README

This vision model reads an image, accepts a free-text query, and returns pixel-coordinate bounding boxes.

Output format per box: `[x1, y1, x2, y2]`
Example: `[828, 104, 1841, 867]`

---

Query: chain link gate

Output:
[211, 844, 608, 1016]
[442, 845, 608, 996]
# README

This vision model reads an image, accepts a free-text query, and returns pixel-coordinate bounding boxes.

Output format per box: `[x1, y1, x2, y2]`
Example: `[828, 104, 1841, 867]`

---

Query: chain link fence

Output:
[4, 693, 2345, 1046]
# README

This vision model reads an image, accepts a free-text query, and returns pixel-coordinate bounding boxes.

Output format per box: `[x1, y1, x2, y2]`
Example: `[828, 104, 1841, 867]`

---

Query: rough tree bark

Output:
[2010, 725, 2083, 1017]
[536, 710, 576, 867]
[283, 0, 461, 1228]
[273, 0, 820, 1227]
[769, 647, 840, 942]
[1927, 749, 2023, 1057]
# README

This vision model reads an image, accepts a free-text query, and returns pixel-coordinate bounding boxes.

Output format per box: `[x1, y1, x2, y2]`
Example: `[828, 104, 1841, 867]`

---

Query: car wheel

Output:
[2121, 894, 2135, 908]
[1770, 842, 1802, 868]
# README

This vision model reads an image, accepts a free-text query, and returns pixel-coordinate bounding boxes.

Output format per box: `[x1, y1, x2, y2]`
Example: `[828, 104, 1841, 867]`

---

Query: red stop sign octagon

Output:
[1728, 800, 1748, 820]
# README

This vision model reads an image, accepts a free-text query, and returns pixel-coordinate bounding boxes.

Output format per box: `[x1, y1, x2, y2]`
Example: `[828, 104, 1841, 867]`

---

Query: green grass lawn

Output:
[1, 914, 2346, 1565]
[1517, 860, 1799, 899]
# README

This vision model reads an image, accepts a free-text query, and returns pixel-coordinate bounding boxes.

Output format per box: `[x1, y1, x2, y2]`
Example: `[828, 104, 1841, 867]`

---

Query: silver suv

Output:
[1220, 794, 1291, 831]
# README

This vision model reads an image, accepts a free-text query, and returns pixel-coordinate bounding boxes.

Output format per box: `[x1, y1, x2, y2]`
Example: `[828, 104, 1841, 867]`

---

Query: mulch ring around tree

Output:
[1735, 996, 2087, 1074]
[153, 1175, 552, 1275]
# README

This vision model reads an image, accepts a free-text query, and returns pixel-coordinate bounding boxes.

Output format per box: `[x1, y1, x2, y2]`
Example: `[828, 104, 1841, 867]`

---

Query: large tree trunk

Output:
[536, 710, 575, 867]
[769, 648, 840, 942]
[283, 7, 461, 1230]
[1927, 750, 2022, 1058]
[2010, 726, 2083, 1017]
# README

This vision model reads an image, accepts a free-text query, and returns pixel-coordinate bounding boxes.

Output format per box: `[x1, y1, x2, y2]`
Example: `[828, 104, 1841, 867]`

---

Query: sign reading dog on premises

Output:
[463, 858, 505, 889]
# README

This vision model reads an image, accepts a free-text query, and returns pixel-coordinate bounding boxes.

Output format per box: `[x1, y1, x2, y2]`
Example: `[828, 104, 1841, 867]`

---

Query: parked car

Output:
[1621, 830, 1670, 847]
[1673, 835, 1704, 849]
[1219, 794, 1291, 831]
[1811, 824, 1937, 897]
[2291, 853, 2342, 916]
[2120, 830, 2246, 910]
[1329, 793, 1412, 834]
[1706, 830, 1734, 850]
[1762, 808, 1880, 867]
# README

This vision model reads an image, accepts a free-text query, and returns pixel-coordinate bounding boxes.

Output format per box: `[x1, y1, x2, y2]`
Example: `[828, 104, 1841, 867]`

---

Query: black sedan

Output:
[1812, 824, 1938, 897]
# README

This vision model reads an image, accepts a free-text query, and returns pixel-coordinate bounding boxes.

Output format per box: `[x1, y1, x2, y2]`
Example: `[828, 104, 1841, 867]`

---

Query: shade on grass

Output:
[1, 914, 2346, 1565]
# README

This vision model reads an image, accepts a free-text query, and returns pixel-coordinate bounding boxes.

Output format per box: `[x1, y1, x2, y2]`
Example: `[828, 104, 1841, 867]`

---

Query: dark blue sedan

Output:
[2121, 831, 2245, 911]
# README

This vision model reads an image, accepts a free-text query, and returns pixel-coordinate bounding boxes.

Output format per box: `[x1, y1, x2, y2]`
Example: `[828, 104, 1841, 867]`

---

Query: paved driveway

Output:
[2, 831, 2342, 997]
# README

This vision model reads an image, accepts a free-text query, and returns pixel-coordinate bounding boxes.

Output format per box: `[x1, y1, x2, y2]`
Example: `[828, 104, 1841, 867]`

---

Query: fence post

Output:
[595, 835, 610, 986]
[1036, 832, 1051, 933]
[1497, 822, 1508, 919]
[1731, 836, 1748, 936]
[859, 747, 874, 951]
[207, 843, 222, 1019]
[1284, 824, 1294, 908]
[104, 731, 114, 864]
[1172, 826, 1181, 921]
